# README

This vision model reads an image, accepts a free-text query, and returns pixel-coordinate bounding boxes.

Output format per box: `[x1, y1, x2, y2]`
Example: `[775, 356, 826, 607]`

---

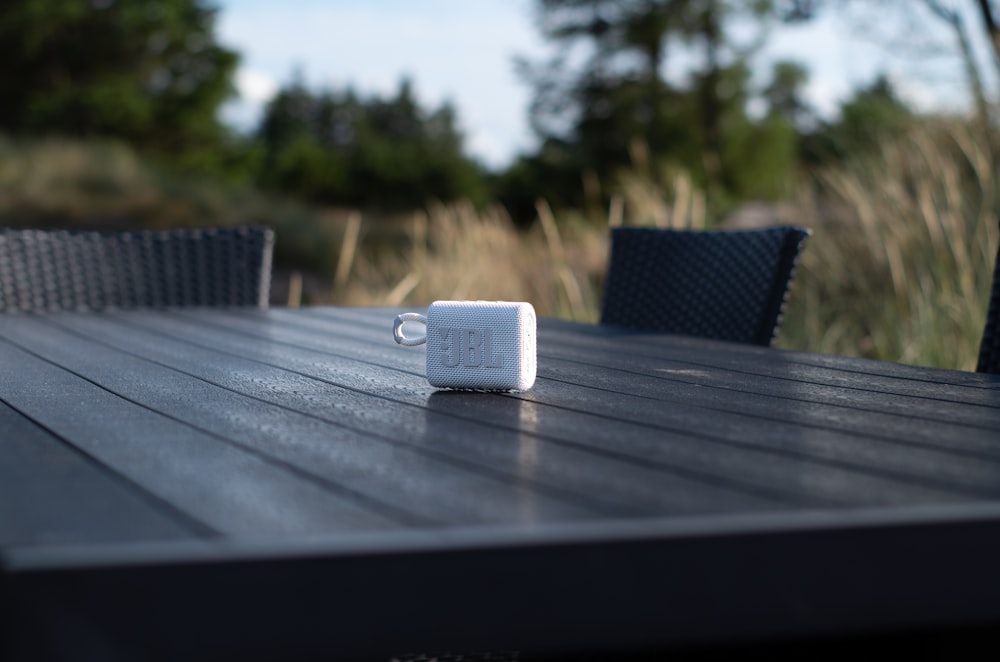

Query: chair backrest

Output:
[600, 225, 811, 346]
[0, 225, 274, 312]
[976, 235, 1000, 374]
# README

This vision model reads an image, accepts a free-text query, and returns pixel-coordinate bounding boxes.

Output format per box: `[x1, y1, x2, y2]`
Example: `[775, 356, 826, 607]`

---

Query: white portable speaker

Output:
[393, 300, 537, 391]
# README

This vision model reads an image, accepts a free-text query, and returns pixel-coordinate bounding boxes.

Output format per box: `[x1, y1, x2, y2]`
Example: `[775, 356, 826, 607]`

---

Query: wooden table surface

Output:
[2, 306, 1000, 661]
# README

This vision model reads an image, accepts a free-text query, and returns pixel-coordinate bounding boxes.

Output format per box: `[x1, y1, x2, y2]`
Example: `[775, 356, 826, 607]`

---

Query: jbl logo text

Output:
[439, 327, 504, 368]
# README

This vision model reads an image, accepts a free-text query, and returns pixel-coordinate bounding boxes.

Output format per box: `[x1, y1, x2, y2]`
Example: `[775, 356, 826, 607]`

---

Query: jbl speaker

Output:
[393, 300, 537, 391]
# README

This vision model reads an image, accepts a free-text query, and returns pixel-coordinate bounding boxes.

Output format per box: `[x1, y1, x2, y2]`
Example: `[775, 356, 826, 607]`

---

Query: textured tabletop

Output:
[2, 306, 1000, 660]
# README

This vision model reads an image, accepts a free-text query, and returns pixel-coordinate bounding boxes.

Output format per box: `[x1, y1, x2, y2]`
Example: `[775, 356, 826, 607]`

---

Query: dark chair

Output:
[600, 225, 811, 346]
[0, 225, 274, 312]
[976, 233, 1000, 374]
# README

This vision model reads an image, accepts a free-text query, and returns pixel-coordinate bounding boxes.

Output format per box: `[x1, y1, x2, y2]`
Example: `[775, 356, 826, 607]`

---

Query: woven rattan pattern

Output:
[0, 226, 274, 312]
[976, 233, 1000, 374]
[600, 225, 810, 346]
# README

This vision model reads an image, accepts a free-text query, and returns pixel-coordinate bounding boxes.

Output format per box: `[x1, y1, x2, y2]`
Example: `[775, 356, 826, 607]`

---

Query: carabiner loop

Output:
[393, 312, 428, 346]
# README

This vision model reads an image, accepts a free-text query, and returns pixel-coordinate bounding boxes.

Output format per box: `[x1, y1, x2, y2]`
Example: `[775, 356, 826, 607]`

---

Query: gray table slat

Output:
[540, 325, 1000, 407]
[223, 307, 1000, 496]
[0, 332, 399, 538]
[302, 308, 1000, 453]
[110, 308, 1000, 506]
[537, 332, 1000, 421]
[325, 306, 1000, 414]
[536, 313, 1000, 391]
[0, 403, 196, 547]
[5, 306, 1000, 662]
[2, 317, 613, 527]
[45, 311, 790, 517]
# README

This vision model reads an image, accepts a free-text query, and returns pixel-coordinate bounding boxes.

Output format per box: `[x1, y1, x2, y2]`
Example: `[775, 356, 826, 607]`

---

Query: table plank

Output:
[219, 307, 1000, 501]
[0, 403, 195, 547]
[117, 308, 967, 511]
[38, 311, 790, 517]
[2, 316, 613, 527]
[0, 332, 399, 538]
[6, 504, 1000, 661]
[332, 309, 1000, 434]
[539, 314, 1000, 392]
[4, 306, 1000, 662]
[330, 306, 1000, 418]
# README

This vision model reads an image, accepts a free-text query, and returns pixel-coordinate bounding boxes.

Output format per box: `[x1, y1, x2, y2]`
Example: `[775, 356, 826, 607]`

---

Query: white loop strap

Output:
[393, 312, 428, 346]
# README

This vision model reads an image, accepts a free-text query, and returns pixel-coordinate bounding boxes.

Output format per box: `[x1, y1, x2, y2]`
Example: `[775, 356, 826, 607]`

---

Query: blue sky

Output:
[215, 1, 980, 169]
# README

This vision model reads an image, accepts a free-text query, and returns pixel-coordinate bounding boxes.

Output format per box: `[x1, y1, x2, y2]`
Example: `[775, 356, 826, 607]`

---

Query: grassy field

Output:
[779, 120, 998, 369]
[1, 120, 996, 371]
[308, 119, 997, 371]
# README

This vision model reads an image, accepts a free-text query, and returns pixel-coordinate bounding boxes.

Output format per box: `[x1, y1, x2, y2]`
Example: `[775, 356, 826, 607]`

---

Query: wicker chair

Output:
[976, 232, 1000, 374]
[600, 225, 811, 346]
[0, 225, 274, 312]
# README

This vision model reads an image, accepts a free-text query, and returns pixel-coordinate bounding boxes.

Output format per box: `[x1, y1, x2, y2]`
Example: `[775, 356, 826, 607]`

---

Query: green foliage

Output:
[763, 60, 812, 128]
[799, 74, 916, 165]
[0, 0, 239, 172]
[722, 112, 797, 201]
[255, 78, 488, 211]
[493, 141, 586, 225]
[520, 0, 797, 211]
[836, 75, 914, 148]
[3, 115, 995, 371]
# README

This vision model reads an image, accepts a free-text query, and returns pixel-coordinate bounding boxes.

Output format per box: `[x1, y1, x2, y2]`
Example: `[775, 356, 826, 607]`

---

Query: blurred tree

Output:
[714, 60, 799, 200]
[256, 78, 488, 211]
[255, 78, 354, 200]
[780, 0, 997, 127]
[835, 74, 914, 146]
[921, 0, 991, 126]
[0, 0, 239, 170]
[516, 0, 797, 215]
[798, 74, 915, 165]
[763, 61, 813, 129]
[492, 138, 585, 225]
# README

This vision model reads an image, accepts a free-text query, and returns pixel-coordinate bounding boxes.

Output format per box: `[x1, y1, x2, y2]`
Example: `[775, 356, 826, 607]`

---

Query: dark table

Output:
[2, 306, 1000, 661]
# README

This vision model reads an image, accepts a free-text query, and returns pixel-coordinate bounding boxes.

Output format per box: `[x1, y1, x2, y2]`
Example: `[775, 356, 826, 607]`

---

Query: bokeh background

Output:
[1, 0, 998, 369]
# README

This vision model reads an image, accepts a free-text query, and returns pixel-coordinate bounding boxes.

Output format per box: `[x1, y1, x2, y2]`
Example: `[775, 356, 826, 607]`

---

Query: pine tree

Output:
[0, 0, 238, 167]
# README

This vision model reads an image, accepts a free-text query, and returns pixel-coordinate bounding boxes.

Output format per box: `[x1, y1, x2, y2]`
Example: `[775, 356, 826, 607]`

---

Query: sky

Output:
[215, 1, 982, 170]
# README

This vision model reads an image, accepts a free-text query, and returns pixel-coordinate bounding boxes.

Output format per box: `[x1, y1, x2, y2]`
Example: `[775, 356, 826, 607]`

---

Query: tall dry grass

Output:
[329, 200, 606, 321]
[311, 150, 717, 317]
[324, 120, 997, 370]
[779, 120, 998, 369]
[2, 123, 997, 370]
